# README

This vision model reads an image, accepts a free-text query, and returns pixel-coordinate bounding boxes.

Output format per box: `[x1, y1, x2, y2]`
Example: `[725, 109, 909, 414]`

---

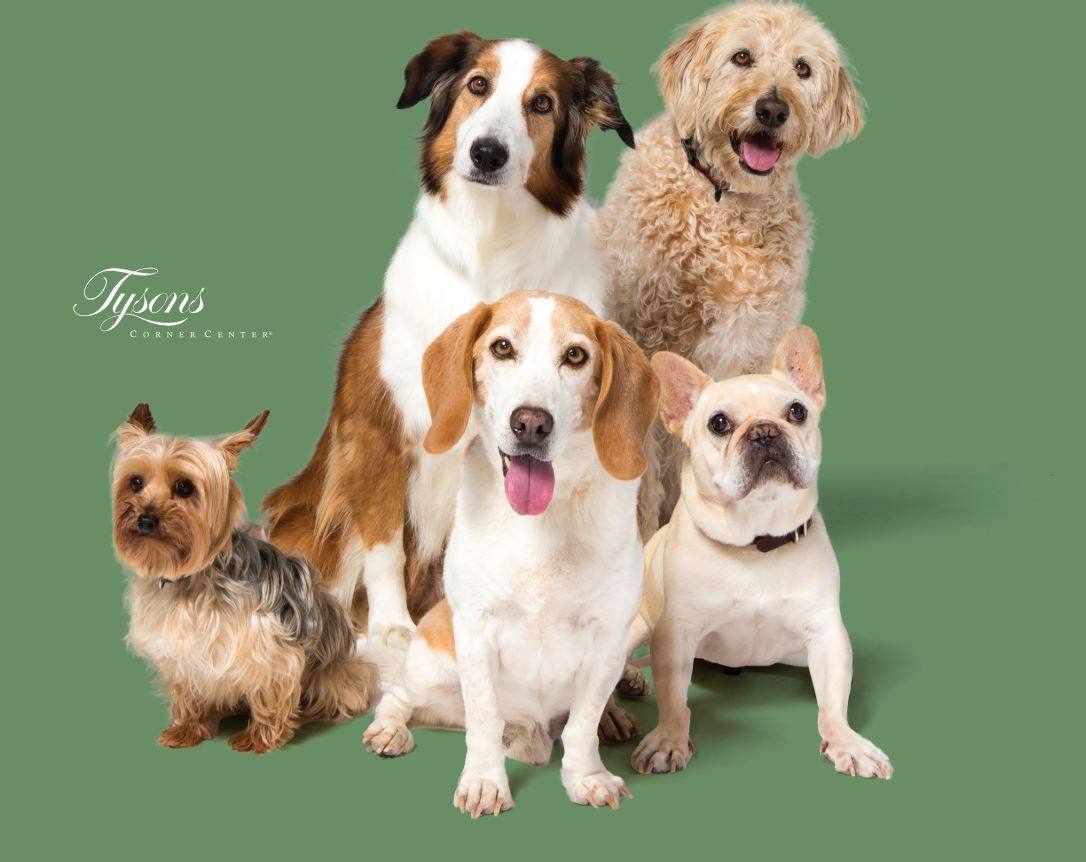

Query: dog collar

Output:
[681, 136, 730, 201]
[751, 518, 812, 553]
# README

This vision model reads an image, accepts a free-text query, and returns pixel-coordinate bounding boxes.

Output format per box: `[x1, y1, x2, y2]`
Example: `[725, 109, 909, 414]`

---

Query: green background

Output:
[3, 0, 1078, 858]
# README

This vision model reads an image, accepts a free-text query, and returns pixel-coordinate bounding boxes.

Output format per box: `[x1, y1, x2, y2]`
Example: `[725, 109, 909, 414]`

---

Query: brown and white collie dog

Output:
[263, 32, 634, 647]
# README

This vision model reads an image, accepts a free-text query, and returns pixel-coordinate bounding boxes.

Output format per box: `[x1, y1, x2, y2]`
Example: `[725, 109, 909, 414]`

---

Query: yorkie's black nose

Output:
[137, 514, 160, 535]
[755, 95, 790, 128]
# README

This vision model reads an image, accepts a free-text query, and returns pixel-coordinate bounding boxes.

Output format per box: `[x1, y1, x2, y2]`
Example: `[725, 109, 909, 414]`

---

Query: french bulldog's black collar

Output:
[681, 136, 729, 202]
[752, 519, 813, 553]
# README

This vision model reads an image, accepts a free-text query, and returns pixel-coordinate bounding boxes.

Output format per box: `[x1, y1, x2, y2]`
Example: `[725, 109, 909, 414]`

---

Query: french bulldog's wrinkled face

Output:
[654, 326, 825, 504]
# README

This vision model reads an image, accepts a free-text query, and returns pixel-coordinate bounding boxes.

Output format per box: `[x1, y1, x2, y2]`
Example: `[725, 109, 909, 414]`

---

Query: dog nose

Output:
[755, 96, 789, 129]
[510, 407, 554, 446]
[470, 137, 509, 173]
[747, 422, 781, 447]
[137, 513, 160, 535]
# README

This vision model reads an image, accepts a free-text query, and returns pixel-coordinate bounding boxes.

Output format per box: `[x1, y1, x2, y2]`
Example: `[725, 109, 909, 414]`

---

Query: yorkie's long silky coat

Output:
[112, 404, 376, 753]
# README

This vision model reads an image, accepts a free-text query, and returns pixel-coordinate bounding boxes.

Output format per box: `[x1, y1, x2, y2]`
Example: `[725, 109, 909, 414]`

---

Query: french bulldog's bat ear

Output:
[219, 410, 270, 470]
[651, 351, 711, 438]
[773, 326, 825, 409]
[115, 403, 156, 448]
[423, 302, 494, 455]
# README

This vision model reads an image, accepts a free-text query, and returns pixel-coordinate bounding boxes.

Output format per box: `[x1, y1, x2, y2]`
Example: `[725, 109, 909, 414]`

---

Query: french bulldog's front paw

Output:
[453, 774, 514, 819]
[631, 726, 694, 774]
[562, 769, 633, 809]
[363, 716, 415, 757]
[368, 621, 417, 651]
[820, 731, 893, 779]
[598, 701, 641, 744]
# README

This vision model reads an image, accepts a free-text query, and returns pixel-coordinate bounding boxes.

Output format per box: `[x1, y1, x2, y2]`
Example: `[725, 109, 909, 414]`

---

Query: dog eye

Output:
[172, 479, 195, 499]
[788, 402, 808, 423]
[794, 59, 811, 79]
[532, 94, 553, 114]
[564, 345, 587, 366]
[708, 412, 733, 435]
[467, 76, 488, 96]
[490, 338, 515, 359]
[732, 50, 753, 67]
[129, 475, 144, 492]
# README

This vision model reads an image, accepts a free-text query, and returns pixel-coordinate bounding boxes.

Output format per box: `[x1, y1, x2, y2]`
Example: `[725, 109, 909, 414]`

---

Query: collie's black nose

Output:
[510, 407, 554, 446]
[137, 514, 160, 535]
[470, 137, 509, 172]
[755, 96, 789, 128]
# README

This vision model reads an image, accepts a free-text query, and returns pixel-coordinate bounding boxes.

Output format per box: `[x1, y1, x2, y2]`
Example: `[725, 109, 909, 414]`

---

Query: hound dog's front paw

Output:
[820, 731, 893, 779]
[561, 769, 633, 809]
[598, 700, 641, 744]
[453, 774, 514, 819]
[363, 717, 415, 757]
[631, 726, 694, 774]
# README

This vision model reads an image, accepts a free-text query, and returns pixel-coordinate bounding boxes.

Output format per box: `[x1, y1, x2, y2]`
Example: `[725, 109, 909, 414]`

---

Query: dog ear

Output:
[571, 58, 635, 149]
[591, 320, 659, 481]
[651, 352, 711, 438]
[115, 403, 156, 448]
[218, 410, 270, 470]
[423, 303, 494, 455]
[397, 31, 483, 110]
[654, 21, 710, 134]
[773, 326, 825, 409]
[808, 57, 863, 156]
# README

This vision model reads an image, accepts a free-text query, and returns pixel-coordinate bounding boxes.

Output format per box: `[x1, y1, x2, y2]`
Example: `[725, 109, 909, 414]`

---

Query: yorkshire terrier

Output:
[112, 404, 377, 753]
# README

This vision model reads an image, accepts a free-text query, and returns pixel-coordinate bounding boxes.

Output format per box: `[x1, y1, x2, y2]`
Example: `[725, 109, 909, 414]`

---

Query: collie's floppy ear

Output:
[571, 57, 635, 149]
[807, 53, 863, 156]
[423, 303, 494, 455]
[397, 31, 484, 110]
[652, 352, 711, 438]
[115, 403, 156, 448]
[218, 410, 270, 470]
[772, 326, 825, 409]
[591, 320, 659, 481]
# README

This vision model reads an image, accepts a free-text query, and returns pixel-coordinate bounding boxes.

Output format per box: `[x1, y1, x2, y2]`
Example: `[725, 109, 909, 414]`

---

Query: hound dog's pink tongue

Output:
[741, 137, 781, 171]
[504, 454, 555, 516]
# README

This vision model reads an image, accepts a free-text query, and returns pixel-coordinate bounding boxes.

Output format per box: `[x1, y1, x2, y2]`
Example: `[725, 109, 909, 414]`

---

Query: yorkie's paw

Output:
[598, 701, 641, 744]
[820, 731, 893, 779]
[561, 769, 632, 810]
[158, 721, 214, 749]
[453, 774, 514, 819]
[228, 726, 286, 754]
[363, 718, 415, 757]
[631, 726, 694, 774]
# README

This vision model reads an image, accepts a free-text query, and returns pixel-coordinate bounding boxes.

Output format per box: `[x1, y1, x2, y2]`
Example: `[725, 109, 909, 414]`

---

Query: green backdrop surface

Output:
[2, 1, 1078, 859]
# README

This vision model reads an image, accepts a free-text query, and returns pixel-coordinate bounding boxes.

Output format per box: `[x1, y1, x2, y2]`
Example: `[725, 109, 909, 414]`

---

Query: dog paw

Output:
[368, 622, 417, 651]
[616, 665, 651, 698]
[158, 722, 213, 749]
[820, 732, 893, 779]
[598, 702, 641, 744]
[363, 718, 415, 757]
[630, 726, 694, 774]
[562, 769, 633, 810]
[453, 775, 514, 819]
[227, 726, 284, 754]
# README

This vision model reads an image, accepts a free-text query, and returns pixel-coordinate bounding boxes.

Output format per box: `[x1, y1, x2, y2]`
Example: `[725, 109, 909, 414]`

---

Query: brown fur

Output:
[418, 598, 456, 659]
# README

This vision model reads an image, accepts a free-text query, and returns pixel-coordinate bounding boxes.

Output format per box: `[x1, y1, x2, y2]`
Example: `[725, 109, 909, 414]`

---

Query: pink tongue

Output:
[504, 454, 556, 516]
[741, 138, 781, 171]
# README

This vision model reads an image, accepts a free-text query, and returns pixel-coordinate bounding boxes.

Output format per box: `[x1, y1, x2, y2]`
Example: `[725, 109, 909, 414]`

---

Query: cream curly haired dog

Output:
[599, 1, 862, 534]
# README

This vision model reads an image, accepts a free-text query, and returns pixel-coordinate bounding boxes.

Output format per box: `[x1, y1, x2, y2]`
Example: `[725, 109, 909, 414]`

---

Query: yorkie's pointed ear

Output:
[115, 403, 156, 449]
[218, 410, 270, 469]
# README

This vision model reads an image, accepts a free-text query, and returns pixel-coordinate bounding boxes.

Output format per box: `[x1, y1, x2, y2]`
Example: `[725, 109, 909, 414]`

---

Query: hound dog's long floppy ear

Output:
[397, 31, 484, 113]
[218, 410, 270, 470]
[651, 352, 711, 439]
[423, 303, 494, 455]
[772, 326, 825, 409]
[571, 58, 635, 149]
[591, 320, 659, 481]
[115, 403, 156, 449]
[807, 52, 863, 156]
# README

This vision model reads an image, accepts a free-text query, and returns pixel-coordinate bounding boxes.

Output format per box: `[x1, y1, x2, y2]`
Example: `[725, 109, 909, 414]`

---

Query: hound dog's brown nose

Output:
[755, 95, 789, 128]
[510, 407, 554, 446]
[747, 422, 782, 447]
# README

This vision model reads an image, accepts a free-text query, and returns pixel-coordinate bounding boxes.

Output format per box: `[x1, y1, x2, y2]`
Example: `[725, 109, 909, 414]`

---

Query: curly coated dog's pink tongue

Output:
[504, 454, 555, 516]
[741, 138, 781, 171]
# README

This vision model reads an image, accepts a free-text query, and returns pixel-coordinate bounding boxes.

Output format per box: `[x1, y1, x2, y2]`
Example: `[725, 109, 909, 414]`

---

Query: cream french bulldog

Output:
[629, 326, 893, 779]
